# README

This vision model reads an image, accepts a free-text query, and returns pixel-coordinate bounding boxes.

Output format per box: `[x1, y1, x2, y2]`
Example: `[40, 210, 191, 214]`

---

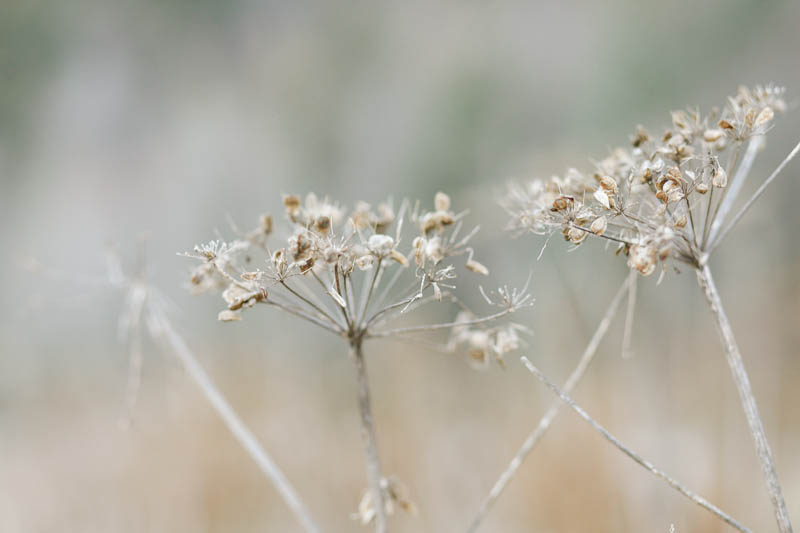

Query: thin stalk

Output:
[280, 280, 342, 329]
[696, 264, 793, 533]
[706, 138, 759, 247]
[711, 138, 800, 252]
[358, 259, 383, 327]
[262, 300, 343, 336]
[467, 276, 630, 533]
[150, 305, 321, 533]
[351, 338, 388, 533]
[621, 270, 637, 359]
[521, 357, 751, 533]
[366, 308, 513, 339]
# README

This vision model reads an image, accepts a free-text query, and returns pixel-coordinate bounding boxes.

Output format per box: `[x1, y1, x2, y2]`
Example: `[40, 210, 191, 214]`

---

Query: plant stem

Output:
[710, 138, 800, 253]
[351, 338, 388, 532]
[696, 264, 793, 533]
[151, 306, 321, 533]
[521, 357, 751, 533]
[466, 276, 630, 533]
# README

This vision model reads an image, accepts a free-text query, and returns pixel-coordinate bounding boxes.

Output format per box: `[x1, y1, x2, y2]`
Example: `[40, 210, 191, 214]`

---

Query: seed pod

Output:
[566, 226, 587, 244]
[434, 191, 451, 212]
[703, 129, 724, 142]
[745, 108, 756, 129]
[755, 107, 774, 129]
[552, 196, 571, 212]
[283, 195, 301, 209]
[260, 214, 273, 234]
[590, 216, 607, 235]
[465, 258, 489, 276]
[593, 189, 611, 209]
[314, 216, 331, 235]
[675, 215, 687, 228]
[718, 119, 735, 130]
[218, 310, 242, 322]
[696, 183, 709, 194]
[599, 176, 618, 194]
[712, 166, 728, 188]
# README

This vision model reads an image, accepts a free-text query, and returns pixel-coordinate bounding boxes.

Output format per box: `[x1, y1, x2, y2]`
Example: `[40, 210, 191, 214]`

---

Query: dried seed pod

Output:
[434, 191, 451, 212]
[703, 129, 724, 142]
[755, 107, 774, 129]
[712, 165, 728, 188]
[590, 216, 607, 235]
[551, 196, 572, 212]
[314, 216, 331, 235]
[465, 258, 489, 276]
[675, 215, 687, 228]
[593, 189, 611, 209]
[565, 226, 587, 244]
[599, 176, 618, 194]
[259, 214, 273, 234]
[745, 108, 756, 129]
[283, 194, 301, 209]
[218, 310, 242, 322]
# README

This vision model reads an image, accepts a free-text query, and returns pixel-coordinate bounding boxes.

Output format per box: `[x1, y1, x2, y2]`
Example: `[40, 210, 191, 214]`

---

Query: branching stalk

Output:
[367, 308, 514, 338]
[467, 276, 631, 533]
[150, 305, 321, 533]
[696, 264, 793, 533]
[711, 138, 800, 252]
[521, 356, 751, 533]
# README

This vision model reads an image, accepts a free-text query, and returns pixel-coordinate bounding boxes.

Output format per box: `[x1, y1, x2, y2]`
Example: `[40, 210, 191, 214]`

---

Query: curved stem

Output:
[351, 338, 388, 532]
[521, 357, 751, 533]
[151, 305, 321, 533]
[711, 138, 800, 252]
[467, 276, 630, 532]
[696, 264, 793, 533]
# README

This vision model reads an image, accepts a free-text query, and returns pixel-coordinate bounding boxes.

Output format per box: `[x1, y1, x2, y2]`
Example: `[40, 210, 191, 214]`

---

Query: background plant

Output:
[496, 85, 798, 532]
[183, 192, 528, 531]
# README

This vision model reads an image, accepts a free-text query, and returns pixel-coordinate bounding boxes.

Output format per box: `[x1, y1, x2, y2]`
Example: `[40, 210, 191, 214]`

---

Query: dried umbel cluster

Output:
[182, 191, 513, 339]
[503, 85, 787, 277]
[182, 191, 530, 531]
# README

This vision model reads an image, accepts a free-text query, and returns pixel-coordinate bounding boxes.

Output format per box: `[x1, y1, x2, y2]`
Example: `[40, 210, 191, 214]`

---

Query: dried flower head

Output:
[502, 84, 788, 277]
[182, 191, 531, 528]
[180, 192, 519, 340]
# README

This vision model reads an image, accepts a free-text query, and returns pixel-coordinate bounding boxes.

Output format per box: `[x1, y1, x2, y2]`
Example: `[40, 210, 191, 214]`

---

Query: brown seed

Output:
[283, 195, 301, 209]
[590, 216, 607, 235]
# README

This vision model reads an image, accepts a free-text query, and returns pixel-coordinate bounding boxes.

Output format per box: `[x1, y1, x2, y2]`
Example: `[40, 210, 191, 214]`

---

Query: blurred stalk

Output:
[696, 264, 792, 533]
[467, 275, 631, 532]
[151, 305, 322, 533]
[351, 338, 388, 533]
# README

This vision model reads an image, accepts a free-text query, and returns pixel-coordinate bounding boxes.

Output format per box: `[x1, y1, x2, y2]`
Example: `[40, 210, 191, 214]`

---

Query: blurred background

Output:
[2, 0, 800, 531]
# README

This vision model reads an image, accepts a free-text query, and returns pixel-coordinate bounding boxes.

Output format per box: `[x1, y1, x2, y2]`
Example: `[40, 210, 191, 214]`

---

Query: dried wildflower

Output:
[502, 84, 788, 276]
[182, 191, 530, 529]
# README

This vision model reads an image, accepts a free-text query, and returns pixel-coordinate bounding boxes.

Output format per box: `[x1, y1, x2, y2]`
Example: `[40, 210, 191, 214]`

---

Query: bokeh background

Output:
[2, 1, 800, 531]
